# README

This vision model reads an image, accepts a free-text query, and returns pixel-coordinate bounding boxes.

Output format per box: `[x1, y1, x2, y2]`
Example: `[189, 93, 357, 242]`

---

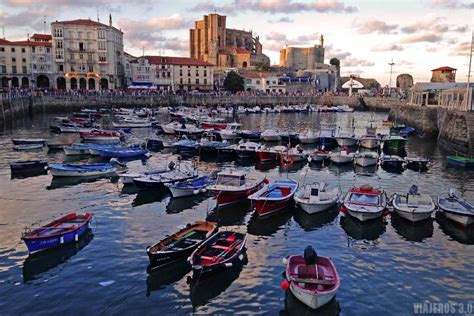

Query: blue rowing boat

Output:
[99, 147, 149, 158]
[22, 213, 93, 254]
[48, 163, 116, 177]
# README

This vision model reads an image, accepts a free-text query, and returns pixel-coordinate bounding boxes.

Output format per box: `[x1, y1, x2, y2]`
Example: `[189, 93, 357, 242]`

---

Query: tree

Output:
[329, 58, 340, 68]
[223, 71, 244, 93]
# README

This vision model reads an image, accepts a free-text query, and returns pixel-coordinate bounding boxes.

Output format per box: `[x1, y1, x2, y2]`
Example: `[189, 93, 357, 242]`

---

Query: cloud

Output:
[401, 14, 468, 36]
[371, 43, 404, 52]
[431, 0, 474, 9]
[268, 16, 294, 23]
[449, 41, 471, 56]
[192, 0, 357, 14]
[264, 31, 321, 50]
[343, 58, 375, 67]
[145, 14, 190, 30]
[401, 33, 443, 43]
[357, 19, 398, 34]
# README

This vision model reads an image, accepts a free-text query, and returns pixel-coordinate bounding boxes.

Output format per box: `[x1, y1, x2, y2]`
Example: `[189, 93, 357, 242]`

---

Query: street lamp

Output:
[388, 58, 395, 97]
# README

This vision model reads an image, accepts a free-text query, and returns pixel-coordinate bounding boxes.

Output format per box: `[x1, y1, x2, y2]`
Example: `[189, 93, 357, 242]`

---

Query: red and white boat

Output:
[207, 169, 267, 208]
[256, 145, 287, 162]
[248, 178, 299, 217]
[279, 145, 307, 166]
[340, 185, 387, 222]
[282, 246, 340, 310]
[80, 130, 122, 143]
[201, 121, 228, 130]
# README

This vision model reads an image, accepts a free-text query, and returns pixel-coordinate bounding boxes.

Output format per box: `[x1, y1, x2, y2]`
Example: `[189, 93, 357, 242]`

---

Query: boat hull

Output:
[346, 208, 383, 222]
[49, 168, 116, 177]
[289, 283, 336, 310]
[359, 138, 379, 149]
[256, 151, 278, 162]
[82, 136, 121, 144]
[394, 208, 433, 222]
[355, 157, 377, 167]
[252, 196, 294, 217]
[295, 199, 336, 214]
[440, 210, 474, 226]
[335, 137, 357, 147]
[211, 182, 265, 207]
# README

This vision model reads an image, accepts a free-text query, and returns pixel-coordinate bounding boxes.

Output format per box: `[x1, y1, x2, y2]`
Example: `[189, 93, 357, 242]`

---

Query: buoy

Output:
[280, 280, 290, 291]
[74, 234, 78, 241]
[282, 257, 288, 265]
[193, 189, 200, 195]
[339, 205, 347, 213]
[383, 210, 390, 217]
[60, 236, 64, 244]
[224, 262, 233, 268]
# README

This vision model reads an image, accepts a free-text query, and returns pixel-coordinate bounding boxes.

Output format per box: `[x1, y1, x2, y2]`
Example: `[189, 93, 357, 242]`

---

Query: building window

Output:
[98, 30, 106, 39]
[188, 78, 191, 84]
[56, 40, 63, 49]
[204, 70, 207, 77]
[22, 58, 26, 63]
[0, 65, 6, 73]
[167, 72, 170, 78]
[58, 64, 63, 72]
[266, 81, 270, 85]
[21, 48, 26, 53]
[70, 54, 75, 60]
[88, 54, 93, 61]
[71, 65, 75, 72]
[98, 54, 107, 62]
[0, 47, 4, 52]
[55, 50, 63, 60]
[11, 48, 15, 52]
[79, 42, 84, 51]
[204, 78, 207, 85]
[32, 47, 36, 53]
[22, 66, 27, 74]
[180, 78, 183, 84]
[98, 41, 106, 51]
[187, 70, 191, 76]
[12, 57, 16, 62]
[196, 78, 199, 84]
[256, 80, 260, 84]
[53, 28, 63, 37]
[12, 66, 17, 73]
[179, 69, 183, 76]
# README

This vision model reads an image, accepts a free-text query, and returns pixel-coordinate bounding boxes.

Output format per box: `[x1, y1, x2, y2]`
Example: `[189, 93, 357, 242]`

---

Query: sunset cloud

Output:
[357, 19, 398, 35]
[371, 43, 404, 52]
[400, 33, 443, 44]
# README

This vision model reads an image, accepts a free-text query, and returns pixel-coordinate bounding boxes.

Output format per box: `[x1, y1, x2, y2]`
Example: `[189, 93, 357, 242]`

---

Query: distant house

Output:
[430, 66, 456, 83]
[407, 82, 473, 111]
[340, 77, 380, 92]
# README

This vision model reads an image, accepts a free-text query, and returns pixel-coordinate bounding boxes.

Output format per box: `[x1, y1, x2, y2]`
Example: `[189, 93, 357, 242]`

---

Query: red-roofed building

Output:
[51, 15, 125, 90]
[129, 55, 214, 91]
[31, 34, 52, 43]
[431, 66, 457, 83]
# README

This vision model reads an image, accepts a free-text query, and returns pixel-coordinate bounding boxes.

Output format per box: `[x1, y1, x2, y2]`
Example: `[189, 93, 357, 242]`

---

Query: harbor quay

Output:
[1, 93, 472, 156]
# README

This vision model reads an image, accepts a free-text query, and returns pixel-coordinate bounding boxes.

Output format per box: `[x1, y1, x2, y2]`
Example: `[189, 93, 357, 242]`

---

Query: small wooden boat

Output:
[329, 148, 355, 165]
[10, 160, 48, 173]
[256, 145, 286, 162]
[98, 147, 149, 158]
[380, 155, 405, 169]
[208, 169, 267, 207]
[188, 231, 247, 276]
[280, 146, 307, 166]
[47, 142, 73, 150]
[248, 178, 299, 217]
[12, 138, 46, 145]
[319, 129, 336, 147]
[335, 131, 357, 147]
[21, 213, 93, 254]
[167, 176, 214, 198]
[282, 246, 340, 310]
[133, 170, 196, 190]
[438, 189, 474, 226]
[232, 141, 261, 159]
[48, 163, 116, 177]
[447, 156, 474, 169]
[341, 185, 387, 222]
[308, 149, 330, 163]
[59, 125, 95, 133]
[359, 125, 379, 149]
[393, 185, 436, 222]
[14, 144, 44, 151]
[354, 151, 379, 167]
[146, 221, 218, 268]
[294, 182, 341, 214]
[80, 130, 122, 144]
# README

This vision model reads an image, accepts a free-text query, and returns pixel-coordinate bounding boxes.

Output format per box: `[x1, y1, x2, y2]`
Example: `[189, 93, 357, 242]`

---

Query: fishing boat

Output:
[281, 132, 300, 145]
[280, 146, 307, 166]
[119, 161, 175, 184]
[282, 246, 340, 310]
[294, 182, 341, 214]
[200, 121, 228, 130]
[354, 151, 379, 167]
[319, 129, 336, 147]
[238, 130, 261, 141]
[383, 135, 407, 151]
[329, 148, 355, 165]
[48, 163, 117, 177]
[80, 130, 122, 144]
[359, 125, 380, 149]
[405, 157, 430, 171]
[438, 189, 474, 226]
[400, 127, 415, 137]
[256, 145, 286, 162]
[335, 131, 357, 147]
[133, 169, 196, 190]
[308, 148, 330, 163]
[207, 169, 266, 207]
[10, 160, 48, 173]
[392, 185, 435, 222]
[232, 141, 261, 159]
[261, 128, 281, 142]
[341, 185, 387, 222]
[112, 120, 153, 128]
[248, 178, 299, 217]
[21, 213, 93, 254]
[146, 221, 218, 268]
[173, 138, 200, 155]
[59, 125, 95, 133]
[298, 130, 319, 144]
[98, 147, 149, 158]
[12, 138, 46, 145]
[145, 138, 164, 150]
[217, 123, 241, 141]
[380, 155, 405, 169]
[198, 133, 230, 154]
[47, 142, 73, 150]
[159, 121, 183, 134]
[13, 144, 44, 151]
[447, 156, 474, 168]
[167, 174, 216, 198]
[188, 231, 247, 276]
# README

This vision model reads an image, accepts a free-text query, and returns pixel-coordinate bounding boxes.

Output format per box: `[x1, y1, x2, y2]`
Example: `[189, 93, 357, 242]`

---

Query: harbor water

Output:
[0, 110, 473, 315]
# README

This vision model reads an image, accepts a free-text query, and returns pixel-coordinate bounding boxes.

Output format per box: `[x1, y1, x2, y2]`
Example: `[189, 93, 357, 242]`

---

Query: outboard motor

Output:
[168, 161, 175, 170]
[409, 185, 418, 195]
[303, 246, 318, 265]
[449, 188, 456, 198]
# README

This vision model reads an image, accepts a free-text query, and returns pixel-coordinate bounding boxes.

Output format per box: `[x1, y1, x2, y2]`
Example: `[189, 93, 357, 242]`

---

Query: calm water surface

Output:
[0, 111, 473, 315]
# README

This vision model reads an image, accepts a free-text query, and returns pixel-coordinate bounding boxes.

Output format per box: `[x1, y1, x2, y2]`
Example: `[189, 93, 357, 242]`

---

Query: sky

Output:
[0, 0, 472, 85]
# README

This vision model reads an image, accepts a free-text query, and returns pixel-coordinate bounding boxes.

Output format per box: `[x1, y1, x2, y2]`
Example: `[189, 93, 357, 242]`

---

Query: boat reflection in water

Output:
[391, 215, 433, 242]
[188, 254, 247, 308]
[132, 190, 169, 207]
[206, 201, 250, 227]
[146, 260, 191, 297]
[47, 176, 115, 190]
[247, 208, 293, 236]
[340, 215, 386, 241]
[293, 207, 339, 231]
[354, 164, 377, 176]
[278, 161, 306, 173]
[328, 163, 353, 176]
[280, 290, 340, 316]
[22, 230, 94, 283]
[11, 169, 48, 179]
[255, 160, 278, 172]
[436, 213, 474, 245]
[166, 194, 208, 214]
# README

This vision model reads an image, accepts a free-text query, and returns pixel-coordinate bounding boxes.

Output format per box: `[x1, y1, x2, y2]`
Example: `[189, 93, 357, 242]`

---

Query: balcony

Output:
[67, 48, 94, 53]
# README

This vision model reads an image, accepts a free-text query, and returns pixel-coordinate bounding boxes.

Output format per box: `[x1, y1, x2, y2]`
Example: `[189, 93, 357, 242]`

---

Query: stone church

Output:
[189, 13, 270, 69]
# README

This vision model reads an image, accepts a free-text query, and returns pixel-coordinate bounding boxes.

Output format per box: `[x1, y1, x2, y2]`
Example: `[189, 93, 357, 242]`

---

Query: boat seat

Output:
[212, 245, 230, 250]
[199, 255, 215, 261]
[279, 187, 291, 196]
[225, 234, 236, 243]
[297, 264, 318, 279]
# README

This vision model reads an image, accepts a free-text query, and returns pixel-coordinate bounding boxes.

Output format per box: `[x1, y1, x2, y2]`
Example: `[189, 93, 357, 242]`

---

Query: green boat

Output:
[383, 135, 407, 150]
[447, 156, 474, 168]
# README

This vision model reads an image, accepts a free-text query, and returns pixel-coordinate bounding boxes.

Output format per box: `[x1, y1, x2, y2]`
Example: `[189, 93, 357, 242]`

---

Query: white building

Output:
[51, 16, 124, 90]
[242, 73, 286, 93]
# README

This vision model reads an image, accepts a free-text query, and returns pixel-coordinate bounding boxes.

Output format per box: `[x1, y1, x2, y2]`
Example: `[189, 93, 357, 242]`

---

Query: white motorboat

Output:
[308, 149, 330, 162]
[217, 123, 241, 141]
[261, 128, 281, 142]
[298, 130, 319, 144]
[329, 149, 355, 165]
[392, 185, 435, 222]
[295, 182, 341, 214]
[438, 189, 474, 226]
[59, 125, 95, 133]
[354, 151, 379, 167]
[335, 131, 357, 147]
[359, 125, 380, 149]
[342, 185, 387, 222]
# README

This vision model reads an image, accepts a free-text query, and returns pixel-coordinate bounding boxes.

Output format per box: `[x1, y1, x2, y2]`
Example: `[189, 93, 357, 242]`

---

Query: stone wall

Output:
[388, 104, 439, 136]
